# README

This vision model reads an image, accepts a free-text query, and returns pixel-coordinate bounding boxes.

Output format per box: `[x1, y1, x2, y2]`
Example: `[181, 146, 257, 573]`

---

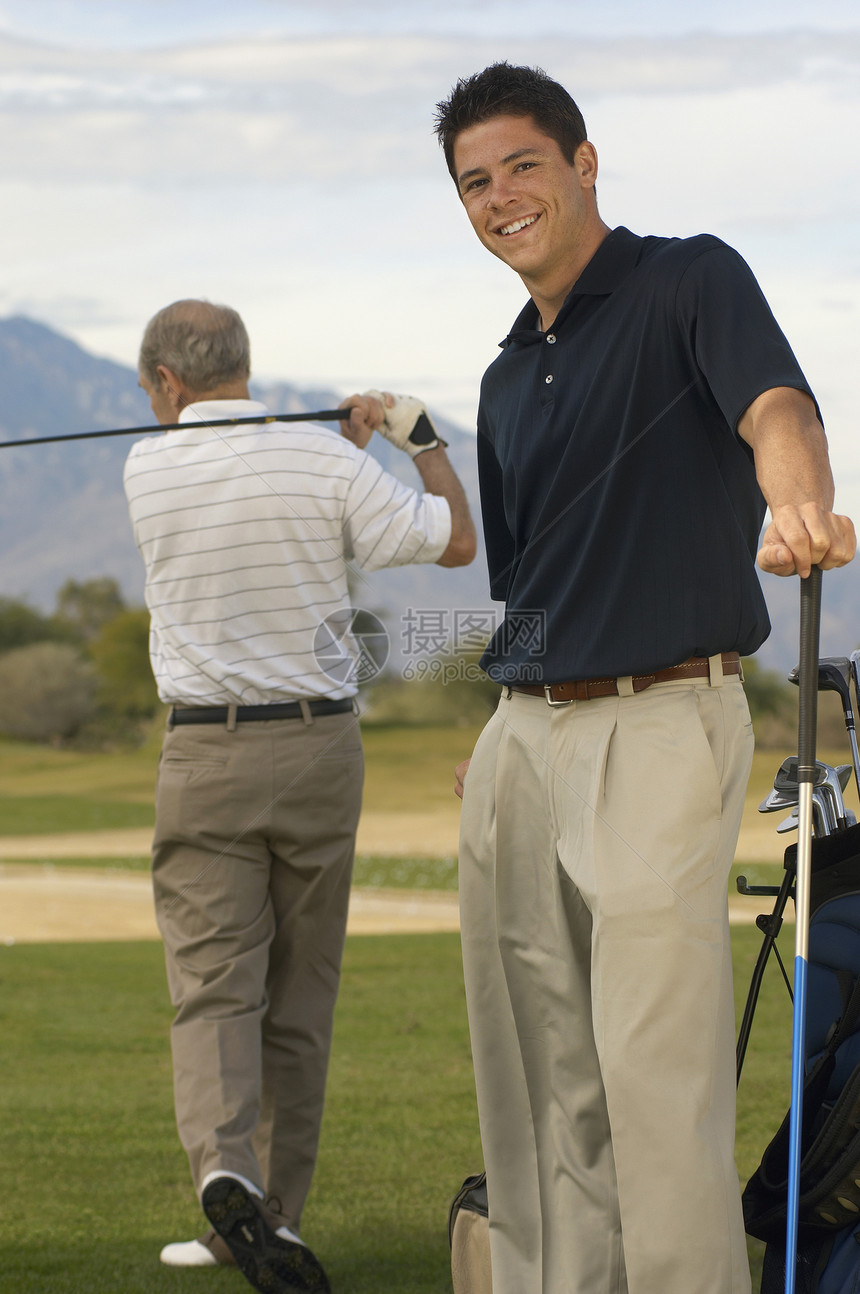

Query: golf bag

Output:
[743, 823, 860, 1294]
[448, 1171, 491, 1294]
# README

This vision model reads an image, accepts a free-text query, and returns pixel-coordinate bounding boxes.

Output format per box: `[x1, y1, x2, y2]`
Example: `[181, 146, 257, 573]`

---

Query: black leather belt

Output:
[169, 698, 354, 725]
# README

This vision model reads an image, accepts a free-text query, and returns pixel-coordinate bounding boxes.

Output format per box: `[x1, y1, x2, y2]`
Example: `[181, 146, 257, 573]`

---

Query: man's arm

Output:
[410, 444, 476, 566]
[737, 386, 855, 578]
[339, 392, 476, 568]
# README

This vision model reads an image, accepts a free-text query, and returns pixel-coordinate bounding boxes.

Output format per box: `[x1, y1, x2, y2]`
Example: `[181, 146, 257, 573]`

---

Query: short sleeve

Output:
[342, 450, 452, 571]
[675, 243, 819, 433]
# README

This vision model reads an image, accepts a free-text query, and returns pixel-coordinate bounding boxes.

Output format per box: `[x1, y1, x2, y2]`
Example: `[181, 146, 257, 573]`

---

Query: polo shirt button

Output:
[546, 333, 556, 344]
[545, 374, 553, 384]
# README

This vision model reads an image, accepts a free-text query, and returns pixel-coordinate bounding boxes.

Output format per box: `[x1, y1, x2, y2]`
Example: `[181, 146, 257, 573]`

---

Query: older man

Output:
[124, 299, 475, 1294]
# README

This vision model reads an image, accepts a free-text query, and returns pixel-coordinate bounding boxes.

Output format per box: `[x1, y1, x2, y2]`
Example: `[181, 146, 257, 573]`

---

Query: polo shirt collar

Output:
[501, 225, 643, 347]
[178, 398, 269, 423]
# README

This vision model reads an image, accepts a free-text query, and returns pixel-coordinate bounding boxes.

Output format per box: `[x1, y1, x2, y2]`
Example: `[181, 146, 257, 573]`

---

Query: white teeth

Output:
[500, 215, 538, 236]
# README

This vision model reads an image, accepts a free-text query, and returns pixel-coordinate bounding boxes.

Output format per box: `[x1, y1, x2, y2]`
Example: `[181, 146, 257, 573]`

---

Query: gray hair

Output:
[138, 299, 251, 392]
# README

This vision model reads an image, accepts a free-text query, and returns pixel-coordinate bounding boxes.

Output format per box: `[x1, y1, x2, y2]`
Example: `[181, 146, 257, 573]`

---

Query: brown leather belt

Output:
[509, 653, 741, 705]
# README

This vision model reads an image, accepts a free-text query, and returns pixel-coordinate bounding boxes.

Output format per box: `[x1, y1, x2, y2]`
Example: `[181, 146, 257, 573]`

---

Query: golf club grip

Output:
[797, 567, 822, 782]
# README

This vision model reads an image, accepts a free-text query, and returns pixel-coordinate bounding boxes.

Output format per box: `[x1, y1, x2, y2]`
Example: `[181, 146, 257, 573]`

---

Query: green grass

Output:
[1, 852, 774, 895]
[351, 855, 458, 890]
[0, 926, 798, 1294]
[1, 729, 852, 845]
[0, 733, 850, 838]
[361, 725, 483, 815]
[0, 726, 840, 1290]
[0, 855, 153, 871]
[0, 724, 479, 837]
[0, 933, 481, 1294]
[0, 729, 160, 835]
[0, 797, 155, 835]
[0, 730, 162, 799]
[0, 856, 460, 891]
[734, 923, 796, 1291]
[731, 887, 795, 1164]
[12, 854, 770, 896]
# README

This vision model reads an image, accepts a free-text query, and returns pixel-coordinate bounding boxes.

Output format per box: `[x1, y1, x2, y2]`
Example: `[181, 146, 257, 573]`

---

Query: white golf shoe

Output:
[160, 1227, 236, 1267]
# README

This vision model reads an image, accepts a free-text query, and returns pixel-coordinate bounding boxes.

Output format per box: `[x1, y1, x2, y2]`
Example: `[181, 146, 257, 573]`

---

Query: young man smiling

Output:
[455, 113, 607, 326]
[436, 63, 855, 1294]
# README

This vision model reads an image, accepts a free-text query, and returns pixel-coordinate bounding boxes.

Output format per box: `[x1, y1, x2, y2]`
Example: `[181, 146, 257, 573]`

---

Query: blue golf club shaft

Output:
[785, 566, 822, 1294]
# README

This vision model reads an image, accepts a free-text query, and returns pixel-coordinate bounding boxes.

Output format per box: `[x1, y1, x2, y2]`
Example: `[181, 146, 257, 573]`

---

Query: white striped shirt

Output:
[123, 400, 451, 704]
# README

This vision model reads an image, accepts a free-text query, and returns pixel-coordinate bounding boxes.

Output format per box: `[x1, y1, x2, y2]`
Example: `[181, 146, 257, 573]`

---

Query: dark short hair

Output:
[138, 299, 250, 392]
[434, 62, 588, 184]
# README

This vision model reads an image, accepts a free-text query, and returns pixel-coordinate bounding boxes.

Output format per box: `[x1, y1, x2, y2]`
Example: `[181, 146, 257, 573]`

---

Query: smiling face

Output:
[453, 113, 608, 323]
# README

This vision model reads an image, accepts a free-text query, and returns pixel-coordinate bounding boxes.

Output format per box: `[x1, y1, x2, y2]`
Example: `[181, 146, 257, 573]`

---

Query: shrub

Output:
[0, 641, 97, 742]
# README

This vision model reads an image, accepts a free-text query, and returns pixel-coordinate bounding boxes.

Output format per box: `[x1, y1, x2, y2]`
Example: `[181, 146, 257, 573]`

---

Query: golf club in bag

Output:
[784, 567, 821, 1294]
[742, 575, 860, 1292]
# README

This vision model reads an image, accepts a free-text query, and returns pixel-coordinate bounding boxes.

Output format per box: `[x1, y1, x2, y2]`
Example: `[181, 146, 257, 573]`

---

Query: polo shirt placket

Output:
[475, 226, 817, 685]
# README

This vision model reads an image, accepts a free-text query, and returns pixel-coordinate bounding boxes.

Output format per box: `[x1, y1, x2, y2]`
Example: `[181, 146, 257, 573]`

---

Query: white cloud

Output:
[0, 0, 858, 47]
[1, 31, 858, 187]
[0, 22, 857, 523]
[594, 83, 859, 233]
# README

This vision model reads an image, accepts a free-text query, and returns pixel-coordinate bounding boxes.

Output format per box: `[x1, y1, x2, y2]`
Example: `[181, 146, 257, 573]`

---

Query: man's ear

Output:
[155, 365, 188, 415]
[576, 141, 599, 191]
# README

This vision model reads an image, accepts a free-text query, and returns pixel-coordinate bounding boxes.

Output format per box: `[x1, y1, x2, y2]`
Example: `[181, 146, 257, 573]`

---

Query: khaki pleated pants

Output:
[151, 709, 363, 1231]
[458, 672, 754, 1294]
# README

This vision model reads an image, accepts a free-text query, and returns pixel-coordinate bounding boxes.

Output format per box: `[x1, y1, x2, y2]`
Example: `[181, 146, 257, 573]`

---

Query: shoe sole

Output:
[201, 1178, 330, 1293]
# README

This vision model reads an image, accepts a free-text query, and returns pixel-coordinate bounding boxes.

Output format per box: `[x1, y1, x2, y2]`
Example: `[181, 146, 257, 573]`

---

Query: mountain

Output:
[753, 560, 860, 675]
[1, 315, 856, 678]
[0, 317, 153, 606]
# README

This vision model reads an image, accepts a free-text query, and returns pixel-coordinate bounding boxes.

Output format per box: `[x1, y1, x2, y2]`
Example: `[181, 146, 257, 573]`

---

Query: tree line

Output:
[0, 577, 817, 750]
[0, 578, 159, 745]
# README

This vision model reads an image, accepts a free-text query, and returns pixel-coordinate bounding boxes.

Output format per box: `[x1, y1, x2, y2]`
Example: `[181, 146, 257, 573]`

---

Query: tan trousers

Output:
[458, 675, 754, 1294]
[151, 709, 363, 1231]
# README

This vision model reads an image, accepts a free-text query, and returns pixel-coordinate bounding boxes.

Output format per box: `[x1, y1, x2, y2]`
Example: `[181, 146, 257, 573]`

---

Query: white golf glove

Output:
[362, 390, 448, 459]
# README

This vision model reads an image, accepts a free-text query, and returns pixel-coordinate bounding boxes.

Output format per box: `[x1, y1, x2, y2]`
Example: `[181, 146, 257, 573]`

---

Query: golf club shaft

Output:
[785, 566, 822, 1294]
[840, 658, 860, 792]
[0, 409, 355, 449]
[847, 726, 860, 802]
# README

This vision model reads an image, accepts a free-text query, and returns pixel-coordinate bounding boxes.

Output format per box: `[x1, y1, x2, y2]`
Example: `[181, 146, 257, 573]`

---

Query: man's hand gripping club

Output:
[338, 391, 447, 457]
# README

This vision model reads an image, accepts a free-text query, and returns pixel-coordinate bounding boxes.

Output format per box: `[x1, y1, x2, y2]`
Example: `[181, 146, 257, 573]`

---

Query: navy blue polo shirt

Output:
[476, 225, 818, 684]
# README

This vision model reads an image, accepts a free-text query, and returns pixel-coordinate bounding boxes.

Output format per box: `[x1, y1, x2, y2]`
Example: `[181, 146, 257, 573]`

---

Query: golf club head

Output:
[788, 656, 852, 706]
[851, 650, 860, 703]
[772, 793, 856, 836]
[760, 758, 851, 816]
[771, 756, 829, 793]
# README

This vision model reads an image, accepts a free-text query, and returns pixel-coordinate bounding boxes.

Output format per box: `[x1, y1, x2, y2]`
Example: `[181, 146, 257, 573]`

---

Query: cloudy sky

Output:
[1, 1, 858, 512]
